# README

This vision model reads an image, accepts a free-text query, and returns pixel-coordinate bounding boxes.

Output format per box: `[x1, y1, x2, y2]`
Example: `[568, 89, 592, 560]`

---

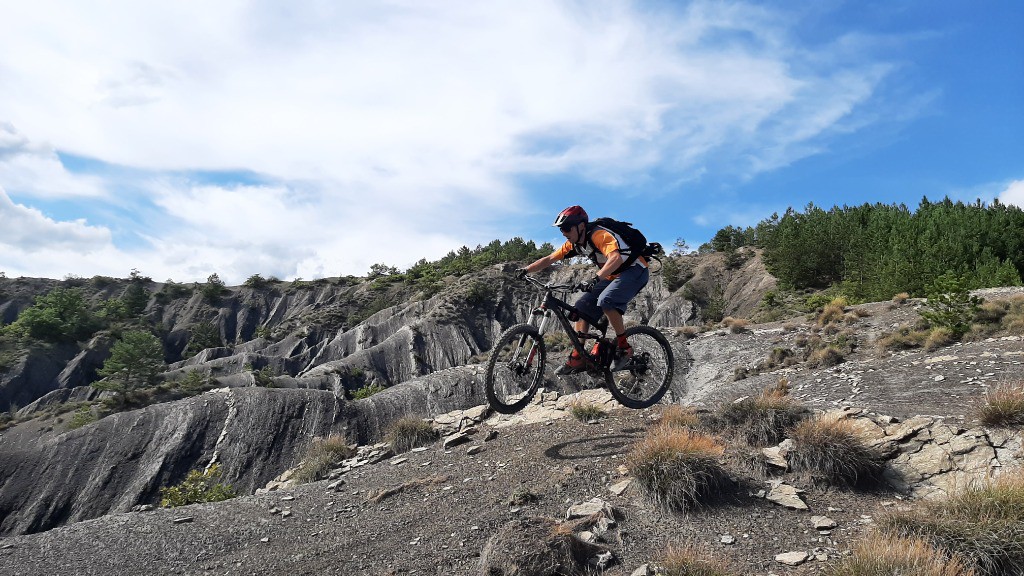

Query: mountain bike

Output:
[484, 274, 677, 414]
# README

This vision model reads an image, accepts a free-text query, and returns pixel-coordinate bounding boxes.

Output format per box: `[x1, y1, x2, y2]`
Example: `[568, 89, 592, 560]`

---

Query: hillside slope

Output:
[1, 288, 1022, 575]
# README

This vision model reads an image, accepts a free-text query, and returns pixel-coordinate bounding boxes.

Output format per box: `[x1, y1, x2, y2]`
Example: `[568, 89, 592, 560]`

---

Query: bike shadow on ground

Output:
[543, 430, 643, 461]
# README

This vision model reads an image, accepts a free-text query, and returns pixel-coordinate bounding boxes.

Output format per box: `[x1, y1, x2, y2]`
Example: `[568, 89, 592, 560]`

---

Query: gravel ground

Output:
[2, 289, 1023, 576]
[0, 406, 901, 576]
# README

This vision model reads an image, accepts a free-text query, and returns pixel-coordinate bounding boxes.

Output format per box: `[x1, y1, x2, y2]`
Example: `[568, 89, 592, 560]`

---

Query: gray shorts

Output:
[574, 264, 649, 319]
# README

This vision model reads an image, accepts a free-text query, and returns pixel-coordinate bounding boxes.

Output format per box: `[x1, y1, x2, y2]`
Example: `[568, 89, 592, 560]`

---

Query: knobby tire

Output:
[485, 324, 547, 414]
[606, 325, 674, 409]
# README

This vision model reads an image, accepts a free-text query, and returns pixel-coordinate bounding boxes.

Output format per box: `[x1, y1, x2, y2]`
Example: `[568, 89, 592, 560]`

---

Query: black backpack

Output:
[576, 217, 664, 274]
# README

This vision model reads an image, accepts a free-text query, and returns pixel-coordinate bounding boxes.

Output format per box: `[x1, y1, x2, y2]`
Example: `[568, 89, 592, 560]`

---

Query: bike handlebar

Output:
[521, 274, 578, 292]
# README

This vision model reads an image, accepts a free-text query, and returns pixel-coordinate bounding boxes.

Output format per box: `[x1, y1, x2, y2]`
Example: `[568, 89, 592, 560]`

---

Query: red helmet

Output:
[552, 205, 588, 229]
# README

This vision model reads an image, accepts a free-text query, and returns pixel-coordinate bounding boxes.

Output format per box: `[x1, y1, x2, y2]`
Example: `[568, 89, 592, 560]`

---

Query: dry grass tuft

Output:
[787, 415, 886, 487]
[659, 404, 701, 429]
[876, 325, 931, 353]
[626, 426, 728, 512]
[716, 381, 806, 447]
[675, 326, 701, 339]
[892, 292, 911, 305]
[385, 417, 438, 454]
[806, 346, 845, 368]
[825, 532, 976, 576]
[924, 327, 955, 350]
[817, 297, 848, 326]
[977, 381, 1024, 427]
[568, 400, 606, 423]
[721, 317, 749, 333]
[659, 542, 737, 576]
[292, 434, 356, 484]
[478, 515, 607, 576]
[876, 471, 1024, 576]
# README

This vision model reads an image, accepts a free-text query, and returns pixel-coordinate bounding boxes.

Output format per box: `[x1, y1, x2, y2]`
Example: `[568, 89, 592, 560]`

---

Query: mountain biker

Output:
[518, 205, 650, 374]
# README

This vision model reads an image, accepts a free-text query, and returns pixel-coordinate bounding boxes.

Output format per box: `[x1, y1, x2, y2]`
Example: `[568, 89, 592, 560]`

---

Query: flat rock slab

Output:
[766, 483, 807, 510]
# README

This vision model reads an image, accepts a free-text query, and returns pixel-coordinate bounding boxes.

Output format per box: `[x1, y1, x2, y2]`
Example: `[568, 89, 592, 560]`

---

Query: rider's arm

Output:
[523, 254, 558, 273]
[524, 241, 573, 273]
[596, 252, 624, 281]
[591, 230, 624, 280]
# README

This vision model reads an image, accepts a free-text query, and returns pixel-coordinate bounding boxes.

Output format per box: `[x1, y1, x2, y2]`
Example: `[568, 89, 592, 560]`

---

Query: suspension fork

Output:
[524, 308, 553, 366]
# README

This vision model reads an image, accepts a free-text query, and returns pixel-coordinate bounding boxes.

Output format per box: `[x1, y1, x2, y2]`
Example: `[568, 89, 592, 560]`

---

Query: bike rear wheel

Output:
[485, 324, 547, 414]
[607, 325, 674, 409]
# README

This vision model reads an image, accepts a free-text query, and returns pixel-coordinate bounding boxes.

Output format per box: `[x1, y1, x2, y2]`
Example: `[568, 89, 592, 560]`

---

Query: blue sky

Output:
[0, 1, 1021, 284]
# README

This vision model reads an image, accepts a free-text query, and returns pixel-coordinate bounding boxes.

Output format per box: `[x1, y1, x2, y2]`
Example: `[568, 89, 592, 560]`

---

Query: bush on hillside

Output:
[567, 400, 606, 423]
[716, 380, 807, 446]
[626, 425, 728, 512]
[293, 435, 356, 484]
[920, 272, 982, 338]
[787, 414, 886, 487]
[825, 532, 977, 576]
[876, 471, 1024, 576]
[10, 287, 98, 343]
[385, 417, 438, 454]
[92, 330, 166, 407]
[977, 381, 1024, 427]
[160, 464, 237, 508]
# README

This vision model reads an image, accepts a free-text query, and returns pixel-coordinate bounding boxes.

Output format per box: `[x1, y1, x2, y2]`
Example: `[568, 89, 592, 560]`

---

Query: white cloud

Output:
[0, 187, 124, 278]
[998, 180, 1024, 208]
[0, 123, 106, 198]
[0, 1, 903, 281]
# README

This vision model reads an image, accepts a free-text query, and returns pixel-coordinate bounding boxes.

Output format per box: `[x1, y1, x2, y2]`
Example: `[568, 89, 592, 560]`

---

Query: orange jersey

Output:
[551, 227, 648, 277]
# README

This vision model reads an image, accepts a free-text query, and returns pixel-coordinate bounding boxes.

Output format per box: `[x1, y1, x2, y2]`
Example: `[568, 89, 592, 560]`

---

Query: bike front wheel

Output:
[485, 324, 547, 414]
[607, 325, 674, 409]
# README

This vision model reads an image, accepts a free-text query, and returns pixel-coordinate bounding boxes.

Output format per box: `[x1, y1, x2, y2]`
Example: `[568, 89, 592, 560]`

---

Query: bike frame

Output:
[524, 276, 609, 371]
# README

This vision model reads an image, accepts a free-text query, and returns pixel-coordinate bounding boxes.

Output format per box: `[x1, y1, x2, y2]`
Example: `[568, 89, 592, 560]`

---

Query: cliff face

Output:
[1, 256, 773, 413]
[0, 255, 776, 536]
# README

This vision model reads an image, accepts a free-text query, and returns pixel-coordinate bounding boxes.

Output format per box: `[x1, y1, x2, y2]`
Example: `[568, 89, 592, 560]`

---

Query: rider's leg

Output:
[596, 266, 650, 366]
[557, 282, 607, 374]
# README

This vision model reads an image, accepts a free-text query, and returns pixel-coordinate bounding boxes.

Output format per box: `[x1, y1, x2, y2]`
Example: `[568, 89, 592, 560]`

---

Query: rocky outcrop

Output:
[0, 359, 496, 536]
[1, 256, 775, 414]
[0, 387, 346, 535]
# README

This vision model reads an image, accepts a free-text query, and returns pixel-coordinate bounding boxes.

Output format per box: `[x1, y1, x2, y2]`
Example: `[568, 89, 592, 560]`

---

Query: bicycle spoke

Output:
[485, 324, 546, 414]
[606, 326, 674, 409]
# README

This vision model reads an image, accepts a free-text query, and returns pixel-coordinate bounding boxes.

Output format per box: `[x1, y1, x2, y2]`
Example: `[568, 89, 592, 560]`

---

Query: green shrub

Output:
[921, 272, 982, 338]
[292, 435, 355, 484]
[93, 330, 166, 406]
[243, 274, 271, 289]
[250, 365, 277, 387]
[352, 382, 385, 399]
[626, 425, 728, 512]
[159, 463, 237, 507]
[465, 281, 497, 306]
[12, 287, 98, 343]
[175, 369, 211, 395]
[185, 321, 222, 357]
[787, 415, 886, 487]
[385, 417, 438, 454]
[66, 404, 98, 430]
[201, 273, 228, 304]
